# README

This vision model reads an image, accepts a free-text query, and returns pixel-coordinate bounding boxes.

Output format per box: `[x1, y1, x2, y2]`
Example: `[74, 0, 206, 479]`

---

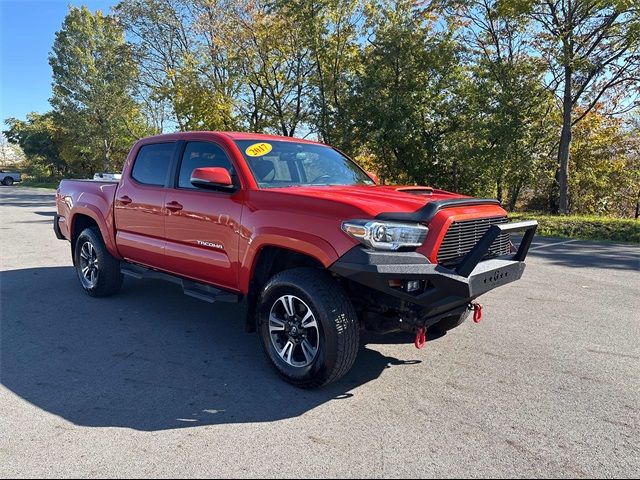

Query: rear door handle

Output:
[118, 195, 132, 205]
[165, 201, 183, 212]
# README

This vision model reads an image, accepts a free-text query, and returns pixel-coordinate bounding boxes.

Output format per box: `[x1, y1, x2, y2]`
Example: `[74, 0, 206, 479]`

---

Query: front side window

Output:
[131, 143, 175, 186]
[177, 141, 235, 189]
[234, 140, 374, 188]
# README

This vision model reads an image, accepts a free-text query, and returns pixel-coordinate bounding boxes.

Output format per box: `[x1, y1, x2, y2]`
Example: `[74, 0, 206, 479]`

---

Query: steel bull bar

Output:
[330, 220, 539, 332]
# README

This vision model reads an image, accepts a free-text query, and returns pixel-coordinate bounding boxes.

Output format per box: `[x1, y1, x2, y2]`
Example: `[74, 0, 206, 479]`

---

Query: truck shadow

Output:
[0, 266, 425, 432]
[0, 189, 56, 208]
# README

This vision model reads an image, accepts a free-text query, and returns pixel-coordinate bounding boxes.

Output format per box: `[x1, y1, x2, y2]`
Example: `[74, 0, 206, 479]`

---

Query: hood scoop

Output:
[395, 186, 434, 196]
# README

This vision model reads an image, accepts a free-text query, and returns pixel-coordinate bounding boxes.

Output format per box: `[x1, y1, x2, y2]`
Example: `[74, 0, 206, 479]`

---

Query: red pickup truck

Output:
[54, 131, 537, 388]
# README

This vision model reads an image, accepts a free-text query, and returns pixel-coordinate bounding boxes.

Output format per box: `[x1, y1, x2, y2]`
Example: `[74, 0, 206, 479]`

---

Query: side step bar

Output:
[121, 263, 239, 304]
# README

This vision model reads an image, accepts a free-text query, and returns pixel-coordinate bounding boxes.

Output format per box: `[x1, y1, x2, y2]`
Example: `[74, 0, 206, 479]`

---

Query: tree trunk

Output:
[557, 63, 572, 215]
[103, 138, 110, 172]
[507, 178, 524, 211]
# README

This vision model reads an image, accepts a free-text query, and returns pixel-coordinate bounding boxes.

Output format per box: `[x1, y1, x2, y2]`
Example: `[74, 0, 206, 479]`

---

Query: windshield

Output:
[235, 140, 374, 188]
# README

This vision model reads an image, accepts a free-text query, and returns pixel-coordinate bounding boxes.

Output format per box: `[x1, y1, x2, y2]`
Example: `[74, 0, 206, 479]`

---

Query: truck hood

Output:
[268, 184, 469, 218]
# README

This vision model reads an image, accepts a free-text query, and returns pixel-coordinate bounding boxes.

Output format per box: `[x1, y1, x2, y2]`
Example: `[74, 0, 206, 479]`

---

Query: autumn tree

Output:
[353, 0, 467, 188]
[521, 0, 640, 213]
[4, 113, 67, 178]
[50, 6, 150, 174]
[115, 0, 195, 130]
[0, 133, 26, 169]
[454, 0, 557, 209]
[275, 0, 364, 147]
[569, 106, 639, 216]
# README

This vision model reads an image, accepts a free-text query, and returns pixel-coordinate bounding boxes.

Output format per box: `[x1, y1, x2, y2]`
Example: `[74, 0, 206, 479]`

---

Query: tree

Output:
[220, 1, 315, 136]
[455, 0, 558, 209]
[353, 0, 466, 187]
[0, 133, 26, 168]
[569, 106, 639, 216]
[276, 0, 364, 147]
[50, 6, 150, 174]
[522, 0, 640, 213]
[115, 0, 195, 131]
[3, 113, 67, 178]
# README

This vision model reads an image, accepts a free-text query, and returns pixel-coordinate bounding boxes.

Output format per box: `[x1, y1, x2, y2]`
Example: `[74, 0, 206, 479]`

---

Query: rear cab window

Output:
[131, 142, 176, 186]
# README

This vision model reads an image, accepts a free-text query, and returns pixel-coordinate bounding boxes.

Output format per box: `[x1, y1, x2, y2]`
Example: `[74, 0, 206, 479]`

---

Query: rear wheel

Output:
[257, 268, 359, 388]
[2, 177, 14, 186]
[74, 227, 123, 297]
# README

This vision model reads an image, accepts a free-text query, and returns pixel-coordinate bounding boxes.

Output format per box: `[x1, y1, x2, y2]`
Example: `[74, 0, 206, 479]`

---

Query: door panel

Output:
[163, 141, 242, 290]
[114, 142, 176, 268]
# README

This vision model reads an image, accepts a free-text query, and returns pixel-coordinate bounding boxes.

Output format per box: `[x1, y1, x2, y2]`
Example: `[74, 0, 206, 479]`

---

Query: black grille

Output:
[437, 216, 510, 265]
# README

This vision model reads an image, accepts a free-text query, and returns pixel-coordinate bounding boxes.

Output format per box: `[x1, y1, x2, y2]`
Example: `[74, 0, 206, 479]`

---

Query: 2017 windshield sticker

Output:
[245, 142, 272, 157]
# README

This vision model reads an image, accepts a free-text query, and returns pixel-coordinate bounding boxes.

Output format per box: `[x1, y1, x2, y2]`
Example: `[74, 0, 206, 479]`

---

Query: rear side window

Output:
[131, 143, 175, 186]
[177, 141, 235, 189]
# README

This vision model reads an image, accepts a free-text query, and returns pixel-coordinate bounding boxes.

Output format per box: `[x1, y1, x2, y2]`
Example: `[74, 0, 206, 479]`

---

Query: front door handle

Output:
[118, 195, 132, 205]
[165, 201, 183, 212]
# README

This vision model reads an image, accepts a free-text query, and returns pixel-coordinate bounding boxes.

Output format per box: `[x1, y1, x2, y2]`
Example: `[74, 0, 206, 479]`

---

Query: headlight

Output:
[341, 219, 428, 251]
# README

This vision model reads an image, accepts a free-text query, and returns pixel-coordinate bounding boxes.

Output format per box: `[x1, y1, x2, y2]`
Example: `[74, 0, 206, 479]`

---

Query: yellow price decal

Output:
[245, 142, 272, 157]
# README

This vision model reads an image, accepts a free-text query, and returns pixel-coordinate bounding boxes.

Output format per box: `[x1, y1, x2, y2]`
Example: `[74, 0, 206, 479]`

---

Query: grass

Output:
[17, 180, 59, 189]
[510, 212, 640, 244]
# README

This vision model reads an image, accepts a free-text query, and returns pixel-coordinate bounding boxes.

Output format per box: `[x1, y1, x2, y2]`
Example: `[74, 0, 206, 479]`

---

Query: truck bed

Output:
[56, 179, 119, 248]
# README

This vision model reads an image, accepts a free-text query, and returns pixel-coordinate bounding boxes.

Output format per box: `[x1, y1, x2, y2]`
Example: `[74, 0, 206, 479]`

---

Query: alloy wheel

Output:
[79, 240, 99, 288]
[268, 294, 320, 368]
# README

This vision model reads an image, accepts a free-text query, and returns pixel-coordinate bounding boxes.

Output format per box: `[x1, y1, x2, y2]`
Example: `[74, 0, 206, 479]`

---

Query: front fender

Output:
[238, 226, 341, 294]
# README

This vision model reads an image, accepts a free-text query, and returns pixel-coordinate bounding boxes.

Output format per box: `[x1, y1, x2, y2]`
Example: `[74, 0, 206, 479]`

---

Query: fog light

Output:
[405, 280, 421, 292]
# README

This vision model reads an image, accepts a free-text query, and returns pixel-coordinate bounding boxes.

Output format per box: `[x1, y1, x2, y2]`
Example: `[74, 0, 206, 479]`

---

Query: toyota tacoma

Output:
[54, 132, 537, 388]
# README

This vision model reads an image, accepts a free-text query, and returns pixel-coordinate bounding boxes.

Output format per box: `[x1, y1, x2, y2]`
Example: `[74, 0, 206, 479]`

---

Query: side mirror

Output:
[367, 171, 379, 184]
[190, 167, 235, 191]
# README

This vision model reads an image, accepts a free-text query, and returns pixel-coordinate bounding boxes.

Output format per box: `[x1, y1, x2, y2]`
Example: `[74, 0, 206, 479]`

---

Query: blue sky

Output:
[1, 0, 116, 125]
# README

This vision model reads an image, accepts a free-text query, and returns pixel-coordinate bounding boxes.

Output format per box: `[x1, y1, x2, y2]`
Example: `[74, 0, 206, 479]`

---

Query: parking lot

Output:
[1, 186, 638, 478]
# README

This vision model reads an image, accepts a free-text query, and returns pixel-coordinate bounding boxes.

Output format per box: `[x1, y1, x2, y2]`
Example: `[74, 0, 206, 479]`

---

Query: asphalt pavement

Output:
[1, 186, 639, 478]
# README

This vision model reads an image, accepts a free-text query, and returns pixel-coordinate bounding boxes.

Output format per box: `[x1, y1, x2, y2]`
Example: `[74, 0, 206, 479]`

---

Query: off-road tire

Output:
[257, 268, 359, 389]
[74, 227, 123, 297]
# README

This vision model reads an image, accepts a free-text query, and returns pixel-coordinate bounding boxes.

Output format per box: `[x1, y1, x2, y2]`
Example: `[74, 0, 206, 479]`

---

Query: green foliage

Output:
[4, 0, 638, 219]
[568, 107, 639, 217]
[49, 6, 151, 175]
[3, 113, 67, 178]
[460, 58, 557, 206]
[275, 0, 364, 147]
[510, 213, 640, 243]
[17, 181, 59, 190]
[352, 1, 464, 187]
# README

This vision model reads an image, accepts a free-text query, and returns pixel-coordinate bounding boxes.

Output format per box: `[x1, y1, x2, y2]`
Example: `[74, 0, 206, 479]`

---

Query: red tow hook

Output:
[414, 327, 426, 349]
[472, 303, 483, 323]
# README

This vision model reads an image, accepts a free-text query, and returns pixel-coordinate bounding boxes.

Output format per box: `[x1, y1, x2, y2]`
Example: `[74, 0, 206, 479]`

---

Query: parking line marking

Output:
[528, 239, 578, 251]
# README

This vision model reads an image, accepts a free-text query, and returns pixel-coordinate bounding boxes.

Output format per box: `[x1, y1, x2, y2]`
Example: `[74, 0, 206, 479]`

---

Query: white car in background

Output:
[0, 170, 21, 186]
[93, 172, 122, 181]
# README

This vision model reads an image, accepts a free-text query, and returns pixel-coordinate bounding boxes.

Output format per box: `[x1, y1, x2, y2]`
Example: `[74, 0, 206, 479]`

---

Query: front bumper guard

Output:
[330, 220, 538, 319]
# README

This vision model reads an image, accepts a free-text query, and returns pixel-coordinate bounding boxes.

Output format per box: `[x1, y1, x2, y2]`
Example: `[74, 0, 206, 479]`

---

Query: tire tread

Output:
[258, 268, 359, 388]
[75, 227, 123, 297]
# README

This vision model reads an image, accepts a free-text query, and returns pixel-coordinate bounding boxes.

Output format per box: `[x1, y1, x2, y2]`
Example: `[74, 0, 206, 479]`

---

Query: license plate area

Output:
[469, 260, 525, 295]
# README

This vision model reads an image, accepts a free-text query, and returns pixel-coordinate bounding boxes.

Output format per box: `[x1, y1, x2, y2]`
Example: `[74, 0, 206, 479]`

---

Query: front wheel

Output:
[257, 268, 359, 388]
[2, 177, 14, 186]
[74, 227, 123, 297]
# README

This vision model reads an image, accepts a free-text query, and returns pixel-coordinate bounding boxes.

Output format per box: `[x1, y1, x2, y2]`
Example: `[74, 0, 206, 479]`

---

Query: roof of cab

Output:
[138, 131, 325, 146]
[222, 131, 323, 145]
